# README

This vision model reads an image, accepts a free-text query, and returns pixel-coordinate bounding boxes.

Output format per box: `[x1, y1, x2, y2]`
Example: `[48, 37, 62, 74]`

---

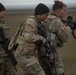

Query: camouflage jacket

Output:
[43, 14, 72, 47]
[0, 19, 11, 57]
[13, 16, 45, 55]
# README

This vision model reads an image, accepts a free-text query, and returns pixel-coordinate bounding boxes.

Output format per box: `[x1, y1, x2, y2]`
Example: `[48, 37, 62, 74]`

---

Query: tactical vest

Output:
[9, 16, 38, 52]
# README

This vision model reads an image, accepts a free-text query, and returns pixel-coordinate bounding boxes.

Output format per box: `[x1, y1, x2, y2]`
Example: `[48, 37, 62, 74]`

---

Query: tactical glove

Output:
[39, 35, 47, 44]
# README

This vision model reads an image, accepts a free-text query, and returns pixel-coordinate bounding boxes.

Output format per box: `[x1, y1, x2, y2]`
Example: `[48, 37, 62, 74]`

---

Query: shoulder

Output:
[49, 16, 63, 25]
[45, 15, 61, 23]
[43, 15, 57, 24]
[26, 16, 36, 23]
[49, 16, 64, 28]
[48, 15, 56, 19]
[25, 16, 37, 28]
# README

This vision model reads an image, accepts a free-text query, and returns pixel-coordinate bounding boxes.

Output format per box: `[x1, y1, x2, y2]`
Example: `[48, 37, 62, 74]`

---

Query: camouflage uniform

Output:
[0, 19, 15, 75]
[37, 14, 72, 75]
[14, 16, 46, 75]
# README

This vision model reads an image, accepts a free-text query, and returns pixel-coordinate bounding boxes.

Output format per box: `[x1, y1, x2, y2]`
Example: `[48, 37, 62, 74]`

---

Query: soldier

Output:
[0, 3, 15, 75]
[37, 1, 72, 75]
[12, 3, 49, 75]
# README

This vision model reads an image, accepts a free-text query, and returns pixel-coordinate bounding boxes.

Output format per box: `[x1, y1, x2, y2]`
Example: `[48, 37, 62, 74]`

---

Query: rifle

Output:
[37, 22, 57, 74]
[0, 27, 17, 70]
[62, 16, 76, 39]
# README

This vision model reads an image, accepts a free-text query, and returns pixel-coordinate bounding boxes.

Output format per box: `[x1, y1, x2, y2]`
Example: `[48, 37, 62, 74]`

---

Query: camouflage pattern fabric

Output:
[37, 49, 64, 75]
[13, 16, 46, 75]
[0, 19, 15, 75]
[15, 52, 45, 75]
[0, 57, 15, 75]
[36, 14, 72, 75]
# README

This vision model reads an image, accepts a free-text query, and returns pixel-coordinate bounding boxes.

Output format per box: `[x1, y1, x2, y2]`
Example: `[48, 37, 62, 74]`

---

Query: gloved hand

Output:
[42, 38, 47, 44]
[39, 36, 47, 44]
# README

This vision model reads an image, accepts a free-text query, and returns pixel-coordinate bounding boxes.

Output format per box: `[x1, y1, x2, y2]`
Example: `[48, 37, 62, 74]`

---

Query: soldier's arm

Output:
[49, 19, 72, 42]
[23, 18, 44, 42]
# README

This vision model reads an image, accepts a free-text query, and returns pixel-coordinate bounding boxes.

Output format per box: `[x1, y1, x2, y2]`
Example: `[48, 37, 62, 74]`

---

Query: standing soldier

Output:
[0, 3, 15, 75]
[10, 3, 49, 75]
[37, 1, 72, 75]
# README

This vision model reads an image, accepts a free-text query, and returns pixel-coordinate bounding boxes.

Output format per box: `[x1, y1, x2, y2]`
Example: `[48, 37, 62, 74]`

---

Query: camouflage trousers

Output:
[37, 50, 64, 75]
[0, 56, 15, 75]
[14, 44, 46, 75]
[15, 54, 46, 75]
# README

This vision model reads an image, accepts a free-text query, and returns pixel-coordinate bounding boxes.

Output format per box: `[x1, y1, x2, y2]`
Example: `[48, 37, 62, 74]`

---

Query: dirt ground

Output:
[5, 12, 76, 75]
[58, 36, 76, 75]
